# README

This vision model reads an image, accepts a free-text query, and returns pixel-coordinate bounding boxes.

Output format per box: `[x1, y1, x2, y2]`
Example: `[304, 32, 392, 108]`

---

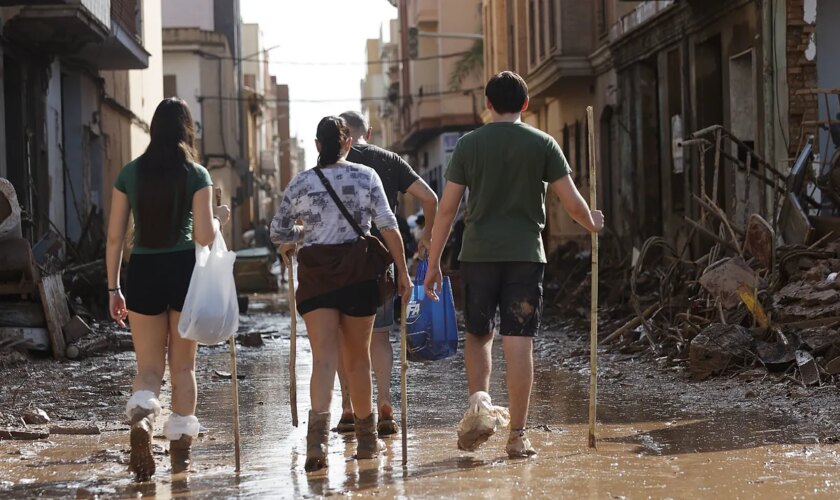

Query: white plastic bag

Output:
[178, 230, 239, 344]
[457, 391, 510, 451]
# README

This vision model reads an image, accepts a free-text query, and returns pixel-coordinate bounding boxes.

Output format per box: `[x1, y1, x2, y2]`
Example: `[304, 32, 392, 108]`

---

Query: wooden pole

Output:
[586, 106, 599, 449]
[283, 251, 299, 428]
[400, 299, 409, 466]
[216, 187, 242, 471]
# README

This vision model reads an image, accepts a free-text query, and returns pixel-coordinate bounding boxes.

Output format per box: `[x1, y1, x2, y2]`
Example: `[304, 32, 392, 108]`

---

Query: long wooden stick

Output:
[586, 106, 599, 450]
[216, 187, 242, 471]
[228, 335, 242, 471]
[400, 299, 409, 466]
[283, 252, 299, 428]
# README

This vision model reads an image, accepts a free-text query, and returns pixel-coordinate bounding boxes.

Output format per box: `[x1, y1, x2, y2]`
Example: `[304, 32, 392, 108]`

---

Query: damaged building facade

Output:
[481, 0, 828, 257]
[0, 0, 161, 255]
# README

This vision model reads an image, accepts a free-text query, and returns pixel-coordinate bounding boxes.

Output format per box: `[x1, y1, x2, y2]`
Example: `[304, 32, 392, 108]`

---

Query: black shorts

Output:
[126, 249, 196, 316]
[297, 280, 380, 317]
[461, 262, 545, 337]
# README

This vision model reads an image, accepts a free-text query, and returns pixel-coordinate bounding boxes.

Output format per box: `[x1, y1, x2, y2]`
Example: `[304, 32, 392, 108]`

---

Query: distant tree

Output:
[449, 39, 484, 91]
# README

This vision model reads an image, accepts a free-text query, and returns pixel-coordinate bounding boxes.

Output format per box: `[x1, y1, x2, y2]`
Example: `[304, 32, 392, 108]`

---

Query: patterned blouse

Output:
[270, 162, 398, 248]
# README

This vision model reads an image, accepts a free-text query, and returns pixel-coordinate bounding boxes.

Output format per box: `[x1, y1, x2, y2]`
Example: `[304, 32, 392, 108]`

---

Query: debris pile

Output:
[569, 126, 840, 385]
[0, 178, 127, 362]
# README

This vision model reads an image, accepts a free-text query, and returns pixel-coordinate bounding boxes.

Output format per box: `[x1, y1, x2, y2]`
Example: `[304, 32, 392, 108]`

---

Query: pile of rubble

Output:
[0, 178, 127, 363]
[595, 127, 840, 385]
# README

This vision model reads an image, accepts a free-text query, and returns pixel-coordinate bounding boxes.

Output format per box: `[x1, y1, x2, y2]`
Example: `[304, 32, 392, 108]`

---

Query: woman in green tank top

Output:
[105, 98, 231, 481]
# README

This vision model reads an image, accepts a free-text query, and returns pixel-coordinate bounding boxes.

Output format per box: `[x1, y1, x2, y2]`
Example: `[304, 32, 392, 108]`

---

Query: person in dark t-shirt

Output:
[333, 110, 439, 437]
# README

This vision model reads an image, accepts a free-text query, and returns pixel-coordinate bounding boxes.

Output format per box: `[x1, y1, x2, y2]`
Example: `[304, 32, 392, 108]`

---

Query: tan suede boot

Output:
[354, 413, 385, 459]
[128, 407, 156, 482]
[170, 436, 193, 474]
[305, 410, 330, 472]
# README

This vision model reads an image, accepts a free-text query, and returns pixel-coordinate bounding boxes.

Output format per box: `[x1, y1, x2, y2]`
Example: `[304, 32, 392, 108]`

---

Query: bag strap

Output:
[313, 167, 365, 238]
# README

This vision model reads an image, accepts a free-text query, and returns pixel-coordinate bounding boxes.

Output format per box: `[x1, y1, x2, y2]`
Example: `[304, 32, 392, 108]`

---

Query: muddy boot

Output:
[125, 391, 161, 482]
[164, 414, 200, 474]
[377, 405, 398, 437]
[334, 411, 355, 434]
[354, 413, 385, 459]
[506, 428, 537, 459]
[169, 436, 193, 474]
[305, 410, 330, 472]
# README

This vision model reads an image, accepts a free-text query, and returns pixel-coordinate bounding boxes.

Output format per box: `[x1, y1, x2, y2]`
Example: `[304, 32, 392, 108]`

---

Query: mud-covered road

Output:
[3, 294, 840, 498]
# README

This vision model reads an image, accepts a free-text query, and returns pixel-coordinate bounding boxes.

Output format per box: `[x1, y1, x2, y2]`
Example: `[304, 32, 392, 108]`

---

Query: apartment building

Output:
[393, 0, 484, 197]
[0, 0, 160, 251]
[482, 1, 804, 257]
[161, 0, 241, 245]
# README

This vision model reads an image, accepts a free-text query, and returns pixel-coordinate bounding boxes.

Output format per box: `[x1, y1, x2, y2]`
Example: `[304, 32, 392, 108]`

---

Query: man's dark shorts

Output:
[461, 262, 544, 337]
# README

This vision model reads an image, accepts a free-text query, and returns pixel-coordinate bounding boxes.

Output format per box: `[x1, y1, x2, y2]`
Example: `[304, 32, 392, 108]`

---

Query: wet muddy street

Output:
[3, 295, 840, 498]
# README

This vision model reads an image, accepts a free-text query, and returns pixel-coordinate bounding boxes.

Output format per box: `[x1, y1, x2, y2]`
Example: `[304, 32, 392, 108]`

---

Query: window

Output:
[598, 0, 609, 37]
[507, 0, 516, 69]
[529, 0, 537, 66]
[549, 0, 557, 49]
[538, 0, 546, 58]
[163, 74, 177, 98]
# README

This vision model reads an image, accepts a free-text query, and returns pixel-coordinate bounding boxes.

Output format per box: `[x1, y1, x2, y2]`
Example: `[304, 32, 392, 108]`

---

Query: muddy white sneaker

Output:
[506, 429, 537, 458]
[457, 392, 510, 452]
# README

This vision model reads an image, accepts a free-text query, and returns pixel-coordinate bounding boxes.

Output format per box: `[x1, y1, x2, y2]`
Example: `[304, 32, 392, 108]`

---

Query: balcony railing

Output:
[609, 0, 675, 41]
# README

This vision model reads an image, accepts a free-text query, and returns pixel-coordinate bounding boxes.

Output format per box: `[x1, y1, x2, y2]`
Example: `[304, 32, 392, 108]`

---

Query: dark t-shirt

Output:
[446, 121, 571, 263]
[347, 143, 420, 212]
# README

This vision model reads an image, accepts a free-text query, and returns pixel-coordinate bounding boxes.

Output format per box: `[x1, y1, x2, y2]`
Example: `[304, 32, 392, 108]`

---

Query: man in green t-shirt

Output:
[425, 71, 604, 459]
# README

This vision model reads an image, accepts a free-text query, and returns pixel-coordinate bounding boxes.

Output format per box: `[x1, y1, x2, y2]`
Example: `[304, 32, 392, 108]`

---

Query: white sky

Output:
[241, 0, 398, 167]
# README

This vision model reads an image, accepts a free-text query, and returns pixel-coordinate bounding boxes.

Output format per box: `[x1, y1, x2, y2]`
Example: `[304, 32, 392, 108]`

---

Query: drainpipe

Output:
[762, 0, 777, 215]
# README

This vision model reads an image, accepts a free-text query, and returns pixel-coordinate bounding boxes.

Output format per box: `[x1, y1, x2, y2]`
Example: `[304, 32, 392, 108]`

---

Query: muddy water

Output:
[2, 296, 840, 498]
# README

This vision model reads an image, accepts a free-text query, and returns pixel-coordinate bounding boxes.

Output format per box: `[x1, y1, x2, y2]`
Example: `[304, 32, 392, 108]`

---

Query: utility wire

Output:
[208, 50, 472, 66]
[198, 86, 484, 104]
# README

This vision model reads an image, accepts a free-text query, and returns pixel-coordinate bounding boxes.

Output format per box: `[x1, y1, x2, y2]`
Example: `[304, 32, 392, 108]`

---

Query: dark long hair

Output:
[135, 98, 198, 248]
[316, 116, 350, 166]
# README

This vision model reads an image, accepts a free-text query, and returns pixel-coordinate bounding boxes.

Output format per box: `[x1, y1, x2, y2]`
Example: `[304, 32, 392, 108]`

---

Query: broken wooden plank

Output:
[38, 274, 70, 360]
[601, 304, 659, 344]
[0, 429, 49, 440]
[778, 316, 840, 329]
[48, 425, 101, 435]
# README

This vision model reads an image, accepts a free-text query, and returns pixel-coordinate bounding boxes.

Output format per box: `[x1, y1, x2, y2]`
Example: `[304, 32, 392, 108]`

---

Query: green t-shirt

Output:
[114, 159, 213, 255]
[445, 121, 571, 263]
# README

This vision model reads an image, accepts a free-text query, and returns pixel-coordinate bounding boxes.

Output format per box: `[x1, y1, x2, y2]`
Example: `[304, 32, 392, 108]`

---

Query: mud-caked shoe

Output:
[164, 414, 200, 474]
[354, 413, 385, 459]
[125, 391, 162, 482]
[506, 429, 537, 459]
[377, 405, 398, 437]
[169, 436, 193, 474]
[305, 410, 330, 472]
[457, 391, 510, 452]
[333, 412, 355, 434]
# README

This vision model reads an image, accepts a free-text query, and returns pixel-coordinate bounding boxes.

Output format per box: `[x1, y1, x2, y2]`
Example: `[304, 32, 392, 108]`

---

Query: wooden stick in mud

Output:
[216, 187, 242, 471]
[282, 251, 299, 428]
[400, 299, 409, 466]
[586, 106, 599, 450]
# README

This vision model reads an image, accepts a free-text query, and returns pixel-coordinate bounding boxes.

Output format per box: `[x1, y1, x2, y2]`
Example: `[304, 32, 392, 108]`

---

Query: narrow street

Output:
[3, 295, 840, 499]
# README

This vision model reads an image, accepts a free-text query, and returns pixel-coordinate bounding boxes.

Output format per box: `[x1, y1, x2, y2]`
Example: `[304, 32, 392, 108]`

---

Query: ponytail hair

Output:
[316, 116, 351, 166]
